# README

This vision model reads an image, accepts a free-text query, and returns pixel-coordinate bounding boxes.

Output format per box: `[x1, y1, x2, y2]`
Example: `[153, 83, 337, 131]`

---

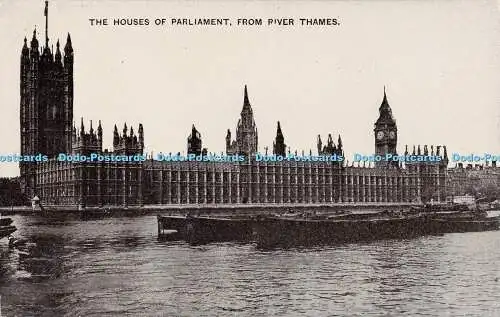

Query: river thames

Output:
[0, 213, 499, 316]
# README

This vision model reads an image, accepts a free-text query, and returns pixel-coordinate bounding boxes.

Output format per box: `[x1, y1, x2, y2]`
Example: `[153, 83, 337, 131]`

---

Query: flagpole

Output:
[44, 1, 48, 48]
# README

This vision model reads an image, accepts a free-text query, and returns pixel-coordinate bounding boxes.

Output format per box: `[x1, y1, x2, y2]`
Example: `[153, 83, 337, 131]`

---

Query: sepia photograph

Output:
[0, 0, 499, 315]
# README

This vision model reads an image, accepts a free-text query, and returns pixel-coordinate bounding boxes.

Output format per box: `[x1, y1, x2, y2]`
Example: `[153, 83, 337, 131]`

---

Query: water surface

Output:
[0, 213, 499, 316]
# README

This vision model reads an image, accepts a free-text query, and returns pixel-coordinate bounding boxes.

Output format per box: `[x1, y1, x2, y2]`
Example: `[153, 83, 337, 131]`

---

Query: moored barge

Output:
[424, 210, 499, 233]
[253, 213, 429, 248]
[157, 214, 255, 245]
[157, 207, 500, 247]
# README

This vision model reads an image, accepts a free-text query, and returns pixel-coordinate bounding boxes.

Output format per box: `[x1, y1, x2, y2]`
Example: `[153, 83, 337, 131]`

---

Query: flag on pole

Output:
[44, 1, 48, 17]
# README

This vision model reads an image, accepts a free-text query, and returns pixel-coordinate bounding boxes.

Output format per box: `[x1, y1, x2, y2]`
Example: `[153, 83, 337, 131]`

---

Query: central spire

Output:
[277, 121, 283, 136]
[244, 85, 250, 105]
[234, 84, 258, 157]
[241, 84, 254, 116]
[242, 85, 252, 111]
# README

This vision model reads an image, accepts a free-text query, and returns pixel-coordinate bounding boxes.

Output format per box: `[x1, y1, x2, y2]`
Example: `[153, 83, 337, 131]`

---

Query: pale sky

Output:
[0, 0, 499, 177]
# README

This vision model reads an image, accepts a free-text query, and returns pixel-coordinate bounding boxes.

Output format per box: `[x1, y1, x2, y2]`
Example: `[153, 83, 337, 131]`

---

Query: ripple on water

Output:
[1, 214, 500, 316]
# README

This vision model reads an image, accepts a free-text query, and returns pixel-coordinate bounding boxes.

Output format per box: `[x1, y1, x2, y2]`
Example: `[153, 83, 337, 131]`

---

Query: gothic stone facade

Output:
[446, 162, 500, 197]
[20, 6, 448, 207]
[29, 86, 448, 207]
[20, 28, 73, 197]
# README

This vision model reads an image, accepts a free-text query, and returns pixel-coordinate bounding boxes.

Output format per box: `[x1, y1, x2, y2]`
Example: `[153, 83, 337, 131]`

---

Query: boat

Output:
[424, 210, 499, 233]
[253, 207, 500, 248]
[157, 214, 255, 245]
[253, 213, 429, 249]
[184, 215, 255, 245]
[157, 205, 500, 248]
[410, 203, 500, 233]
[157, 214, 188, 241]
[427, 217, 499, 233]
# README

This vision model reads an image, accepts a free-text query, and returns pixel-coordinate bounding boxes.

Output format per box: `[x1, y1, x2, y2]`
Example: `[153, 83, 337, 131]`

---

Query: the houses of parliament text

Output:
[15, 3, 500, 209]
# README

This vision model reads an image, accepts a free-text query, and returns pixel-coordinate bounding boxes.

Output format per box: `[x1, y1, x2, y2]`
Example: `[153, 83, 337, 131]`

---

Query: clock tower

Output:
[374, 87, 398, 167]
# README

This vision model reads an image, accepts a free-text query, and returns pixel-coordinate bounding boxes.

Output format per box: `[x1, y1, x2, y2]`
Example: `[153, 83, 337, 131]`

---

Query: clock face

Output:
[376, 131, 384, 140]
[389, 131, 396, 139]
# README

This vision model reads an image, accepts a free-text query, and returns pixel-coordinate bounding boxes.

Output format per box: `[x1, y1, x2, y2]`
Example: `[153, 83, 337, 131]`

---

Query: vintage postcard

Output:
[0, 0, 499, 316]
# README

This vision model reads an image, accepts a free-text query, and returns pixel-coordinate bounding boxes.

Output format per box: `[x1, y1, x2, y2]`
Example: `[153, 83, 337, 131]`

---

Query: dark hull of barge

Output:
[157, 215, 254, 245]
[253, 215, 430, 249]
[253, 213, 500, 248]
[427, 218, 499, 234]
[157, 211, 500, 247]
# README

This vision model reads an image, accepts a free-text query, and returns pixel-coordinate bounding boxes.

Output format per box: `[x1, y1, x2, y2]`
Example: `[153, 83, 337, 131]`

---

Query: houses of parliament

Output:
[18, 3, 453, 208]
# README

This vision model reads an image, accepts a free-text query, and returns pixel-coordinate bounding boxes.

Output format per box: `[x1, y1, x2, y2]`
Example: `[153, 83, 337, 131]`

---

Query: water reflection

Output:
[0, 214, 498, 316]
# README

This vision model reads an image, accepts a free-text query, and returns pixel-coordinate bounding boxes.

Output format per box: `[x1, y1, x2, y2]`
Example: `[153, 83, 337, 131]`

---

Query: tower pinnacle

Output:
[376, 86, 395, 125]
[273, 121, 286, 156]
[22, 37, 29, 55]
[232, 85, 258, 156]
[244, 85, 249, 105]
[64, 33, 73, 55]
[31, 29, 39, 49]
[241, 84, 253, 115]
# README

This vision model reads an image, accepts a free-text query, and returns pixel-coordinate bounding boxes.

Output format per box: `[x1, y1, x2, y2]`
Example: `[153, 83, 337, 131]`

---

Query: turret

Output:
[138, 123, 144, 149]
[113, 124, 119, 147]
[20, 36, 30, 84]
[273, 121, 286, 156]
[64, 33, 73, 69]
[225, 129, 231, 149]
[97, 120, 103, 147]
[30, 29, 39, 52]
[112, 122, 143, 155]
[80, 117, 85, 137]
[64, 33, 73, 55]
[62, 32, 74, 156]
[327, 134, 334, 148]
[54, 39, 62, 68]
[21, 36, 29, 55]
[187, 124, 202, 156]
[20, 37, 30, 116]
[317, 135, 322, 155]
[276, 122, 283, 140]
